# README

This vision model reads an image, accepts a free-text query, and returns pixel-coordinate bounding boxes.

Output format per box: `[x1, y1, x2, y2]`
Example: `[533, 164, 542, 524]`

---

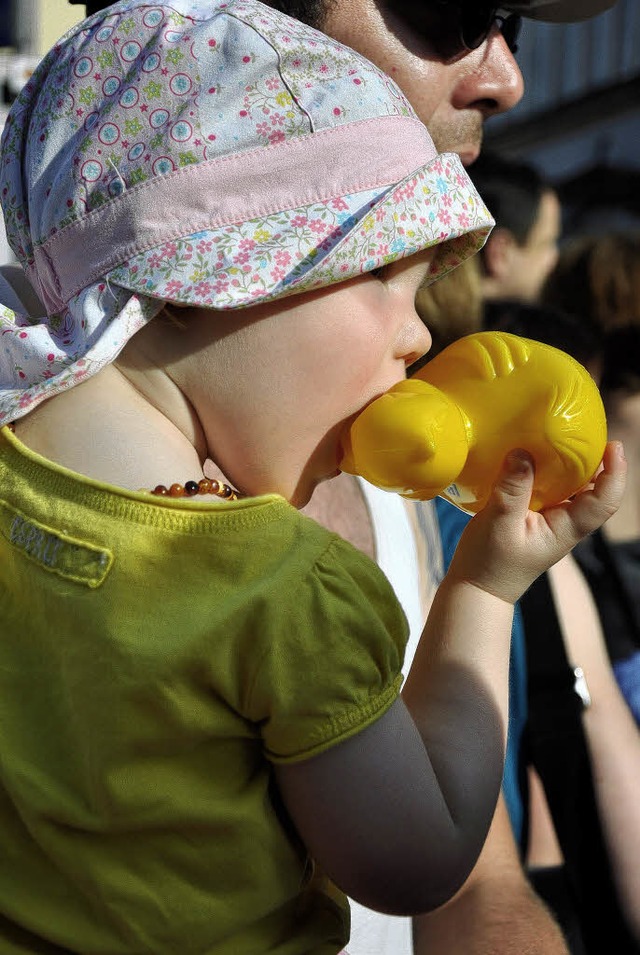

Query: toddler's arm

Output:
[275, 442, 626, 916]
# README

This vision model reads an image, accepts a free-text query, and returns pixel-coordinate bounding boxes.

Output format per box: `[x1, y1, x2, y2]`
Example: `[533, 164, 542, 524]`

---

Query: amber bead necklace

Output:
[149, 478, 241, 501]
[7, 422, 241, 501]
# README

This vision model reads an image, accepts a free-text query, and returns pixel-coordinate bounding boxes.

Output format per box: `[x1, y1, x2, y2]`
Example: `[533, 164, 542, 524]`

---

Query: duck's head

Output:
[339, 379, 470, 500]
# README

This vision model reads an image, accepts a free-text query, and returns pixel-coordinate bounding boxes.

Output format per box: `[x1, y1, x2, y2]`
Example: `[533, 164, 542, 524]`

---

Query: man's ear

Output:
[483, 228, 517, 282]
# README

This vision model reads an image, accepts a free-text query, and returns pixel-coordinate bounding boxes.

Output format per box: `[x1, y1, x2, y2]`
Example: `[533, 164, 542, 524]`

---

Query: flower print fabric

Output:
[0, 0, 494, 427]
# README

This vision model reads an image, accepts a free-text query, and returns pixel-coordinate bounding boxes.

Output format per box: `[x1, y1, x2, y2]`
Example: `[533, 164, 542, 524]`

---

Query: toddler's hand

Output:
[448, 441, 627, 605]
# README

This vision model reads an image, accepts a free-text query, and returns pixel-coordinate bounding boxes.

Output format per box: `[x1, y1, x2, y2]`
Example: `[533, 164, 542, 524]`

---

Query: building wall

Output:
[486, 0, 640, 182]
[4, 0, 83, 55]
[40, 0, 84, 53]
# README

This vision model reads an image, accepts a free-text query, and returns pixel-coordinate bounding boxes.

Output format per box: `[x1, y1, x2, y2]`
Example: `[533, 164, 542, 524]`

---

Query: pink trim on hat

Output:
[31, 115, 436, 313]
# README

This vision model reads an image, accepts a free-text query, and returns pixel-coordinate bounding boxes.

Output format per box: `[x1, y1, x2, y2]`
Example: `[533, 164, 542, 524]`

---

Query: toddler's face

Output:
[156, 249, 435, 506]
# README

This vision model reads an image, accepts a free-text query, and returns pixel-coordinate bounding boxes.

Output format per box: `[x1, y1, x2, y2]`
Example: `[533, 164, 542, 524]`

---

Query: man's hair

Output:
[262, 0, 332, 29]
[469, 152, 550, 246]
[74, 0, 332, 29]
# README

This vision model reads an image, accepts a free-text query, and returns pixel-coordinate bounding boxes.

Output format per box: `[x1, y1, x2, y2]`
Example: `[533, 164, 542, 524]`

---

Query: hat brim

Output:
[0, 152, 493, 428]
[503, 0, 616, 22]
[106, 152, 494, 311]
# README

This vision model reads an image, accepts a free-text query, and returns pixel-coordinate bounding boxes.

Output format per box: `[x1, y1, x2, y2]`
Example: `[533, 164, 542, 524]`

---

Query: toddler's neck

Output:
[12, 364, 210, 494]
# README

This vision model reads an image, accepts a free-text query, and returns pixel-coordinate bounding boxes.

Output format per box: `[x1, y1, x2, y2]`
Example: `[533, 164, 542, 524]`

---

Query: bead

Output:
[148, 477, 242, 500]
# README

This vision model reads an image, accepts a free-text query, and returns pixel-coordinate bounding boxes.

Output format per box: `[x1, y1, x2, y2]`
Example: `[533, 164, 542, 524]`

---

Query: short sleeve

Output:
[245, 535, 408, 764]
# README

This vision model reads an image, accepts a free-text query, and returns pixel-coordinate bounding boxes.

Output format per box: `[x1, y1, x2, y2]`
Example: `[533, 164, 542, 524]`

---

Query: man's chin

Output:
[457, 145, 482, 167]
[429, 119, 483, 167]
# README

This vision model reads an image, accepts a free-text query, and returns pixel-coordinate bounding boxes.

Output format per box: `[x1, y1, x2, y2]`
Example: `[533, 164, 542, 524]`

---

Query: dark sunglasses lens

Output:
[501, 15, 522, 54]
[461, 9, 522, 54]
[387, 2, 464, 59]
[386, 4, 520, 61]
[459, 7, 497, 51]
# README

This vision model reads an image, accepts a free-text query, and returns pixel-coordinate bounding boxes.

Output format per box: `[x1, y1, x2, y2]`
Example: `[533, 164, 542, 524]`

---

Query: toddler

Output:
[0, 1, 625, 953]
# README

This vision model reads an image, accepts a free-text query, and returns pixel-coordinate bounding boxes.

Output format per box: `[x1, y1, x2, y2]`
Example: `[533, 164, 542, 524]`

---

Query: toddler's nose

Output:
[402, 314, 432, 369]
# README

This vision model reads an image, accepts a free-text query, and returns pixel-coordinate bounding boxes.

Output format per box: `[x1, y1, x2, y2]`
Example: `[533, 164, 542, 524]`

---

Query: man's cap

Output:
[503, 0, 617, 23]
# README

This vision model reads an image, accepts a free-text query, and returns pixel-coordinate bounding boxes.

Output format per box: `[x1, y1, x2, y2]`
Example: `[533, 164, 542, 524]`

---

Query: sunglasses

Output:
[390, 2, 522, 62]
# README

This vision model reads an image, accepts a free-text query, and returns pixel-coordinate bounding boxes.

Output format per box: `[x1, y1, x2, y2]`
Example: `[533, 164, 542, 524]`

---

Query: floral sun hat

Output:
[0, 0, 494, 426]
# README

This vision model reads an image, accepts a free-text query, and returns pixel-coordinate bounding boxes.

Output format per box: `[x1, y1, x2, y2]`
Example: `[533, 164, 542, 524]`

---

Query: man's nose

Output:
[453, 29, 525, 119]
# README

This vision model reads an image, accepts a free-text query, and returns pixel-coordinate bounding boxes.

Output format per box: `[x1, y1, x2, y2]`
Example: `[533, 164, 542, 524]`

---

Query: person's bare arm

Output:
[413, 793, 570, 955]
[275, 445, 626, 916]
[547, 553, 640, 941]
[526, 765, 564, 869]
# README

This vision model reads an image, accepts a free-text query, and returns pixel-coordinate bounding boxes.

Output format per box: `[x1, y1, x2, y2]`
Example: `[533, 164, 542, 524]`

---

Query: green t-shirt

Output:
[0, 427, 407, 954]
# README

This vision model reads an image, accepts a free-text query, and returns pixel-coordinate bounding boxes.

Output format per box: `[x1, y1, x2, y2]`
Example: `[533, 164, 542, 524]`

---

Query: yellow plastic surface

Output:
[340, 331, 607, 513]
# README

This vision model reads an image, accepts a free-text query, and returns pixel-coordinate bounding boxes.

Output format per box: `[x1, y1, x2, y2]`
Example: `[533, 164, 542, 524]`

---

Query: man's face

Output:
[321, 0, 524, 165]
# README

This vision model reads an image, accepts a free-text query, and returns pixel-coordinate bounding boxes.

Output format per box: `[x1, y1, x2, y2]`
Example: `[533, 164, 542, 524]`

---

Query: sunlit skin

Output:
[117, 253, 434, 508]
[321, 0, 524, 165]
[12, 254, 432, 508]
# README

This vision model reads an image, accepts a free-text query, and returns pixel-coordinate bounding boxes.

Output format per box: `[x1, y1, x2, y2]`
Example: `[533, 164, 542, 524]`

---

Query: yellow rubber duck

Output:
[340, 331, 607, 513]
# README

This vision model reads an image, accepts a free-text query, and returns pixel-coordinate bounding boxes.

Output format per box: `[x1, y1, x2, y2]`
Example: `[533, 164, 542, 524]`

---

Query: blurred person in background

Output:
[468, 151, 562, 319]
[487, 298, 640, 953]
[408, 152, 562, 364]
[544, 233, 640, 725]
[425, 150, 640, 952]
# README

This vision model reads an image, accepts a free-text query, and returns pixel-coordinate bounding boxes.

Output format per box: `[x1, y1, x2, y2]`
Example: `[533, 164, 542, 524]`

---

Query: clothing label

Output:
[0, 498, 113, 588]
